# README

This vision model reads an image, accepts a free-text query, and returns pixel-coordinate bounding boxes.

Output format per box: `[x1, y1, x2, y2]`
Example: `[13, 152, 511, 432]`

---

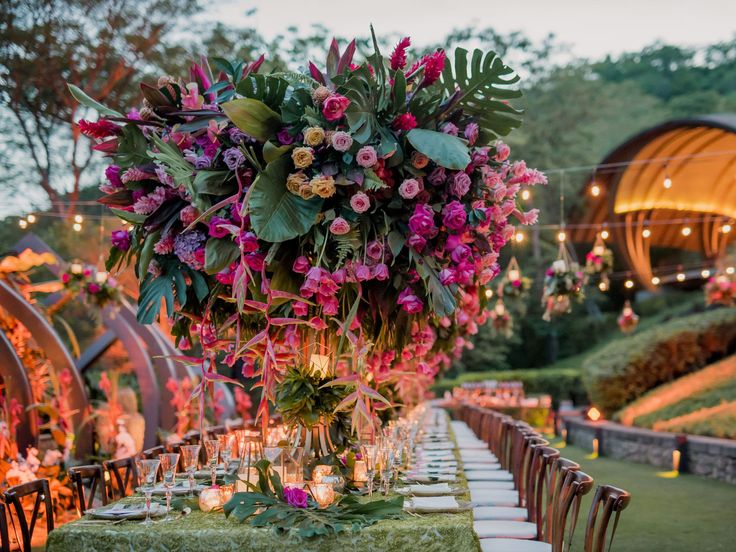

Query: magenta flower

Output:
[408, 203, 437, 237]
[407, 234, 427, 252]
[397, 287, 424, 314]
[392, 113, 417, 132]
[105, 165, 123, 188]
[87, 283, 101, 294]
[390, 37, 411, 70]
[238, 231, 259, 253]
[373, 263, 389, 281]
[494, 141, 510, 162]
[366, 240, 383, 260]
[449, 171, 472, 197]
[442, 201, 467, 231]
[208, 216, 230, 239]
[277, 128, 294, 145]
[322, 94, 351, 121]
[355, 263, 372, 281]
[283, 486, 309, 509]
[292, 256, 310, 274]
[464, 122, 479, 145]
[329, 217, 351, 235]
[111, 230, 131, 251]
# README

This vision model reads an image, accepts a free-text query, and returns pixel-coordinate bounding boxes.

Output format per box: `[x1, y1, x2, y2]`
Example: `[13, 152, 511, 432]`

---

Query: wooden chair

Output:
[3, 478, 54, 552]
[104, 457, 139, 500]
[583, 485, 631, 552]
[142, 445, 165, 459]
[68, 465, 107, 516]
[0, 502, 10, 552]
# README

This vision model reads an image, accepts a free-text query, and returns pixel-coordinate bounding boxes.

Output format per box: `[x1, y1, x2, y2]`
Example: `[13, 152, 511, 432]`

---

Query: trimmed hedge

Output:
[432, 367, 587, 407]
[582, 307, 736, 415]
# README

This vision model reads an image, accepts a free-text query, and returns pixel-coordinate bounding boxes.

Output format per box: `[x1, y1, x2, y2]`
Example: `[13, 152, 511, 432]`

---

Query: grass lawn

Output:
[559, 444, 736, 551]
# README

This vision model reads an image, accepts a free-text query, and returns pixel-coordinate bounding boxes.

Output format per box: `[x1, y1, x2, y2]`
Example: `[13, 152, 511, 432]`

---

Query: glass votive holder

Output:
[199, 487, 222, 512]
[353, 460, 368, 482]
[310, 483, 335, 508]
[219, 484, 234, 505]
[312, 464, 332, 484]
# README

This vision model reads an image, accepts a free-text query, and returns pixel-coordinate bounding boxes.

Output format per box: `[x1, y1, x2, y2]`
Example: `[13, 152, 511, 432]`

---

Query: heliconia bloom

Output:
[292, 256, 311, 274]
[373, 263, 389, 280]
[494, 141, 511, 162]
[449, 171, 472, 197]
[442, 200, 467, 231]
[208, 216, 231, 238]
[397, 287, 424, 314]
[329, 217, 351, 235]
[350, 192, 371, 213]
[441, 122, 459, 136]
[464, 122, 479, 145]
[237, 231, 259, 253]
[321, 93, 351, 121]
[181, 83, 204, 110]
[78, 119, 121, 140]
[355, 146, 378, 168]
[398, 178, 421, 199]
[408, 203, 437, 237]
[392, 113, 417, 132]
[331, 131, 353, 152]
[390, 36, 411, 70]
[111, 230, 131, 251]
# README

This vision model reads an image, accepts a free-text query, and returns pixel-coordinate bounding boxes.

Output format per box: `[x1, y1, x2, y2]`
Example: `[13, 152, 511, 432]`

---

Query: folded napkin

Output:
[408, 466, 458, 476]
[397, 483, 453, 496]
[405, 473, 456, 483]
[418, 442, 454, 451]
[415, 461, 458, 469]
[404, 495, 460, 512]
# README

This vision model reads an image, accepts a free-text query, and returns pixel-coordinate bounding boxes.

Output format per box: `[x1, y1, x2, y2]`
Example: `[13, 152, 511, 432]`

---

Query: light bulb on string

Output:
[74, 214, 84, 224]
[26, 214, 36, 224]
[727, 266, 735, 275]
[590, 184, 601, 197]
[557, 230, 566, 243]
[73, 222, 82, 232]
[642, 228, 651, 238]
[484, 288, 493, 299]
[676, 273, 686, 282]
[722, 224, 732, 234]
[651, 276, 661, 286]
[18, 219, 27, 229]
[600, 229, 610, 240]
[598, 281, 608, 292]
[681, 226, 692, 237]
[701, 269, 711, 278]
[521, 189, 531, 201]
[663, 164, 672, 189]
[624, 279, 634, 289]
[515, 231, 525, 243]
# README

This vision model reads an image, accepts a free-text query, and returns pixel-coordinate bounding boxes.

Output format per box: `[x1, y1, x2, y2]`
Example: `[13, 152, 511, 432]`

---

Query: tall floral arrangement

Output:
[72, 29, 543, 433]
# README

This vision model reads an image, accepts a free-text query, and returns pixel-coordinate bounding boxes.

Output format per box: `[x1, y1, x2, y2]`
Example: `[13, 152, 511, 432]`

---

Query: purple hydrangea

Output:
[173, 230, 206, 270]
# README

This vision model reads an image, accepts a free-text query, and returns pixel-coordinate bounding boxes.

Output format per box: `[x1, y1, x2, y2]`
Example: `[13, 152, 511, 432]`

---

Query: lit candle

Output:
[312, 465, 332, 484]
[309, 354, 331, 378]
[353, 460, 368, 482]
[593, 245, 606, 256]
[508, 269, 520, 282]
[95, 271, 108, 283]
[219, 484, 234, 505]
[311, 483, 335, 508]
[70, 263, 83, 274]
[552, 259, 567, 272]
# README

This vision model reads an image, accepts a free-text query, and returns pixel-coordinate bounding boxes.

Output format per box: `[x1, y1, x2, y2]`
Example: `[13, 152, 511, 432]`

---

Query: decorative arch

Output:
[0, 329, 37, 450]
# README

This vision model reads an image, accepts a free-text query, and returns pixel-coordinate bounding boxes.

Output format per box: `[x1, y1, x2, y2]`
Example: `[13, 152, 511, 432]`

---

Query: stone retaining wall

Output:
[563, 416, 736, 484]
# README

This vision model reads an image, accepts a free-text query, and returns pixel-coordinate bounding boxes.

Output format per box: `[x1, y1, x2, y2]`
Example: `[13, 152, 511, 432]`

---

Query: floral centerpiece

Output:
[71, 29, 543, 442]
[60, 264, 121, 310]
[584, 235, 614, 287]
[489, 299, 513, 338]
[704, 273, 736, 307]
[617, 300, 639, 334]
[541, 258, 584, 321]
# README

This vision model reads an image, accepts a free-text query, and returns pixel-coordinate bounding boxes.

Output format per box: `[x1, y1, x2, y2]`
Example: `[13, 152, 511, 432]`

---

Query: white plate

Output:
[87, 503, 167, 520]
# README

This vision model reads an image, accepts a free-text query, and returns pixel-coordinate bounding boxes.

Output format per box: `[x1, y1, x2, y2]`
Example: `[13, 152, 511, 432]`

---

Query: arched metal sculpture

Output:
[0, 329, 37, 450]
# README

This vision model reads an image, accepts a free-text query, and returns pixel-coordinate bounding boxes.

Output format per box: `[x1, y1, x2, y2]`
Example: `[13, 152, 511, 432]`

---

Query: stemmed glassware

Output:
[203, 439, 220, 487]
[217, 433, 235, 471]
[379, 444, 394, 496]
[360, 444, 378, 497]
[137, 457, 160, 525]
[180, 445, 201, 497]
[158, 453, 180, 521]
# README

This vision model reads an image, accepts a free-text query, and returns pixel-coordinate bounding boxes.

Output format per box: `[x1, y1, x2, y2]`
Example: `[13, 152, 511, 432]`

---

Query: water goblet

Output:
[217, 433, 235, 470]
[361, 444, 378, 497]
[158, 452, 180, 520]
[180, 444, 201, 497]
[263, 446, 282, 479]
[137, 458, 160, 525]
[204, 438, 220, 487]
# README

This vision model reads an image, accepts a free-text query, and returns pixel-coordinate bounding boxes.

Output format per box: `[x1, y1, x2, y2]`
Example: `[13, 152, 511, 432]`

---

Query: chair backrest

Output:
[516, 433, 548, 508]
[68, 465, 107, 516]
[142, 445, 164, 459]
[0, 502, 10, 552]
[3, 478, 54, 552]
[583, 485, 631, 552]
[526, 445, 561, 540]
[553, 469, 595, 552]
[104, 457, 139, 500]
[543, 458, 580, 543]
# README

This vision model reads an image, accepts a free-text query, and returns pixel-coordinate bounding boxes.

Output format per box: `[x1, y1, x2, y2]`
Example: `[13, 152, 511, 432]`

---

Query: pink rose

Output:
[293, 301, 309, 316]
[441, 122, 459, 136]
[428, 167, 446, 187]
[331, 131, 353, 152]
[87, 283, 101, 294]
[439, 268, 455, 285]
[208, 216, 230, 238]
[355, 263, 372, 281]
[464, 122, 479, 145]
[366, 240, 384, 260]
[442, 201, 467, 231]
[350, 192, 371, 213]
[494, 141, 510, 162]
[373, 263, 389, 281]
[449, 171, 472, 197]
[292, 256, 310, 274]
[356, 146, 377, 168]
[398, 178, 421, 199]
[322, 94, 351, 121]
[408, 203, 437, 237]
[407, 234, 427, 251]
[329, 217, 351, 235]
[397, 287, 423, 314]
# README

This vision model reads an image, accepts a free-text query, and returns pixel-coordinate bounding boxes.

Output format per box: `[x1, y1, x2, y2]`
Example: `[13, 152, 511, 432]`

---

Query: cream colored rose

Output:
[312, 85, 330, 105]
[310, 175, 336, 198]
[298, 184, 316, 200]
[292, 147, 315, 169]
[303, 126, 325, 147]
[286, 172, 307, 195]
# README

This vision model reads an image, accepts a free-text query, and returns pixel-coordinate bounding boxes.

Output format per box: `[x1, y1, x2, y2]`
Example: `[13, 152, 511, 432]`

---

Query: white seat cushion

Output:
[470, 489, 519, 507]
[474, 520, 537, 539]
[480, 538, 551, 552]
[469, 480, 516, 490]
[461, 455, 499, 464]
[463, 462, 503, 471]
[473, 506, 528, 521]
[465, 470, 514, 481]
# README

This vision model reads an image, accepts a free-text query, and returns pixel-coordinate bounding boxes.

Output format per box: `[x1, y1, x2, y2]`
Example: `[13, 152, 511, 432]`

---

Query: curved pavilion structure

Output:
[572, 114, 736, 289]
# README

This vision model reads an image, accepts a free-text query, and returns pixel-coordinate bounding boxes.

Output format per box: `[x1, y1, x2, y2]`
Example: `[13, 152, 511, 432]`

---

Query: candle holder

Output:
[199, 487, 221, 512]
[310, 483, 335, 508]
[312, 464, 332, 484]
[353, 460, 368, 483]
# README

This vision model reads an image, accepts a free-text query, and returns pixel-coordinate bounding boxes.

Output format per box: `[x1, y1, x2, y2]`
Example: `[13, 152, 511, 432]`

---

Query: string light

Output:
[600, 229, 610, 240]
[663, 164, 672, 189]
[681, 226, 692, 237]
[74, 214, 84, 224]
[18, 219, 27, 229]
[514, 231, 525, 243]
[651, 276, 661, 285]
[624, 279, 635, 289]
[701, 269, 711, 278]
[676, 273, 686, 282]
[557, 230, 567, 242]
[72, 222, 82, 232]
[727, 267, 735, 275]
[521, 189, 531, 201]
[598, 281, 608, 292]
[642, 228, 651, 238]
[484, 289, 493, 299]
[590, 184, 601, 197]
[26, 214, 36, 223]
[722, 224, 732, 234]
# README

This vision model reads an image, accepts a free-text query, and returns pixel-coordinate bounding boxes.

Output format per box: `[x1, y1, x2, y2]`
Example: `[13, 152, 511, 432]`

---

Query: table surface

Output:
[47, 424, 479, 552]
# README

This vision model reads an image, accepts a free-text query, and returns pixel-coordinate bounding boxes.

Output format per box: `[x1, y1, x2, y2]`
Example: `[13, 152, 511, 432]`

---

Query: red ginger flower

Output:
[392, 113, 417, 132]
[78, 119, 121, 140]
[407, 50, 447, 86]
[390, 37, 411, 70]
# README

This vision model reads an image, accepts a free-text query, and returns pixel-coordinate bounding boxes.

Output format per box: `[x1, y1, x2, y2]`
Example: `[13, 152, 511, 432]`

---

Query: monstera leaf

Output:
[248, 156, 323, 243]
[438, 48, 523, 138]
[221, 98, 281, 142]
[406, 128, 470, 170]
[235, 75, 289, 110]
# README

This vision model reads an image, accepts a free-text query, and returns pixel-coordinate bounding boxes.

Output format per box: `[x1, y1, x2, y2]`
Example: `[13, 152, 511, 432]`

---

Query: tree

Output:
[0, 0, 199, 217]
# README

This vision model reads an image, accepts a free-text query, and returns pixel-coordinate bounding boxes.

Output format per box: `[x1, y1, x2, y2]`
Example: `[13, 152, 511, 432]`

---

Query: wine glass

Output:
[137, 458, 160, 525]
[379, 446, 394, 495]
[361, 444, 378, 497]
[203, 439, 220, 487]
[158, 453, 180, 521]
[180, 445, 201, 497]
[262, 446, 282, 479]
[217, 433, 235, 471]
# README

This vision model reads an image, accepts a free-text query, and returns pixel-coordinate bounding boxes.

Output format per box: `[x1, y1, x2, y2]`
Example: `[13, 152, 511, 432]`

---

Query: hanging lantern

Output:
[704, 271, 736, 307]
[584, 233, 614, 288]
[497, 256, 531, 300]
[617, 300, 639, 334]
[542, 243, 584, 321]
[490, 299, 514, 338]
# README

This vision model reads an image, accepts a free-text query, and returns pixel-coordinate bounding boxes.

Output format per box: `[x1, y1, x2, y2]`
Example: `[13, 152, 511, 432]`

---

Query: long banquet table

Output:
[46, 414, 480, 552]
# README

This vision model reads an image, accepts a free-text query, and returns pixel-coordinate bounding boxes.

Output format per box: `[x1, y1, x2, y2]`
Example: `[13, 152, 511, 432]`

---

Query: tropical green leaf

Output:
[67, 84, 123, 117]
[194, 170, 235, 195]
[437, 48, 523, 137]
[235, 75, 289, 109]
[136, 232, 159, 279]
[363, 169, 388, 191]
[414, 255, 457, 317]
[221, 98, 281, 142]
[116, 125, 151, 169]
[248, 156, 323, 243]
[406, 128, 470, 170]
[263, 141, 293, 163]
[281, 88, 313, 125]
[340, 67, 378, 144]
[137, 272, 175, 324]
[204, 238, 239, 274]
[147, 134, 194, 195]
[109, 208, 147, 224]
